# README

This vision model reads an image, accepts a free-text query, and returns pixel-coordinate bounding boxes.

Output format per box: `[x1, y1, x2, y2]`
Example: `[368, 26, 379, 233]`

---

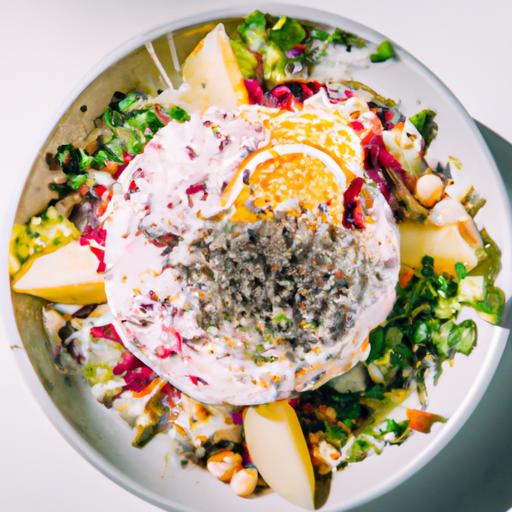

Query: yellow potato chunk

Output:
[244, 401, 315, 509]
[12, 240, 106, 304]
[399, 221, 480, 275]
[182, 24, 248, 112]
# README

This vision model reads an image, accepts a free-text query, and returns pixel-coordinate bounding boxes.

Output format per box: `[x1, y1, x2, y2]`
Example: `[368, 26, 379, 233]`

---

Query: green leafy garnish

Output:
[330, 28, 366, 51]
[67, 173, 88, 191]
[238, 9, 267, 52]
[230, 39, 259, 79]
[370, 40, 395, 63]
[167, 105, 191, 123]
[324, 421, 348, 447]
[269, 17, 306, 51]
[377, 418, 410, 444]
[409, 109, 438, 149]
[454, 262, 468, 282]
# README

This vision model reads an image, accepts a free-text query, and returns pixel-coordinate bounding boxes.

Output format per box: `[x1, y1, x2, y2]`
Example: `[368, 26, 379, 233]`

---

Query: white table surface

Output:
[1, 1, 511, 511]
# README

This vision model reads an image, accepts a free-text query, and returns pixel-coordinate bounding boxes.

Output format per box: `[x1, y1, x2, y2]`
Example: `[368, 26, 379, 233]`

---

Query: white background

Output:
[1, 1, 511, 511]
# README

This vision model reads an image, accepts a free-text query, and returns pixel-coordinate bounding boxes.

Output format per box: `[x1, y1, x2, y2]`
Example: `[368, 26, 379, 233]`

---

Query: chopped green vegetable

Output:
[377, 418, 410, 444]
[262, 42, 288, 85]
[132, 391, 170, 448]
[67, 173, 88, 191]
[167, 105, 191, 123]
[238, 10, 268, 52]
[409, 109, 438, 149]
[272, 312, 292, 324]
[472, 286, 505, 325]
[454, 262, 468, 282]
[269, 16, 306, 51]
[471, 229, 502, 284]
[370, 40, 395, 63]
[346, 437, 380, 462]
[324, 421, 348, 447]
[449, 319, 477, 355]
[83, 363, 114, 386]
[458, 275, 485, 303]
[230, 39, 259, 79]
[55, 145, 93, 173]
[461, 187, 487, 217]
[330, 28, 366, 51]
[309, 27, 329, 41]
[367, 327, 385, 363]
[118, 91, 143, 112]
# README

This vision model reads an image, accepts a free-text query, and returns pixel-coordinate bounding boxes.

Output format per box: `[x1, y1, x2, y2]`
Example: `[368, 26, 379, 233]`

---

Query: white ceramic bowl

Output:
[3, 4, 511, 511]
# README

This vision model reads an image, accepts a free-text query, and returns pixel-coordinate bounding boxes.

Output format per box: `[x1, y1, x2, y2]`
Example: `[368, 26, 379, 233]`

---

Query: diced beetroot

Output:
[155, 345, 175, 358]
[113, 352, 143, 375]
[242, 442, 253, 466]
[288, 397, 300, 409]
[124, 366, 155, 392]
[271, 85, 292, 99]
[90, 324, 123, 344]
[231, 411, 244, 425]
[161, 325, 183, 354]
[350, 121, 365, 131]
[94, 185, 107, 198]
[342, 177, 365, 230]
[122, 152, 133, 165]
[113, 163, 128, 179]
[188, 375, 208, 386]
[185, 183, 206, 195]
[244, 79, 264, 105]
[89, 246, 106, 272]
[79, 225, 107, 246]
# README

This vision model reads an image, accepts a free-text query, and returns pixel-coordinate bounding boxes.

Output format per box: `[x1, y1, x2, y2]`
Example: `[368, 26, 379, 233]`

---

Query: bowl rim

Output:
[2, 3, 511, 511]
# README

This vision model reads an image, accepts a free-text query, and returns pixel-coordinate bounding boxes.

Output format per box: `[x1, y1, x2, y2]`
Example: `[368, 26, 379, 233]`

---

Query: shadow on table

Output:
[352, 124, 512, 512]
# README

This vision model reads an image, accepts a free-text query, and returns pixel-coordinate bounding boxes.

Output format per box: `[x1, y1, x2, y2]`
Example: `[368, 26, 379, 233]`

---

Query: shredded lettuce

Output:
[230, 39, 259, 79]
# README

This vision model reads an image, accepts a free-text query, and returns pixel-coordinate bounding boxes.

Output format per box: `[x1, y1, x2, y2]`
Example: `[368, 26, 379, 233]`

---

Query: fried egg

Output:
[103, 94, 399, 405]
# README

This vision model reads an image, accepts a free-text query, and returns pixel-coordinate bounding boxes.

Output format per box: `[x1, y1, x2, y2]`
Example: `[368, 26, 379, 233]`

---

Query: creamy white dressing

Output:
[103, 96, 400, 406]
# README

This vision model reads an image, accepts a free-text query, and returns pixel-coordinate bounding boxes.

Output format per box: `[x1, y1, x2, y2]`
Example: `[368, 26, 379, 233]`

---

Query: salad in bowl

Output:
[8, 9, 507, 510]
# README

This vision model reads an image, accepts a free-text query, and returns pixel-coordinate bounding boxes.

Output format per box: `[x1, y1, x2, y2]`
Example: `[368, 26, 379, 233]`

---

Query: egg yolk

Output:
[226, 109, 363, 224]
[231, 152, 344, 224]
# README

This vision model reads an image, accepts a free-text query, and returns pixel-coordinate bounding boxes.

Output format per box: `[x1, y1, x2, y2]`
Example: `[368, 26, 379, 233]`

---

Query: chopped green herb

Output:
[324, 421, 348, 447]
[238, 10, 268, 52]
[409, 109, 438, 149]
[167, 105, 191, 123]
[454, 262, 468, 282]
[67, 173, 88, 191]
[231, 39, 259, 79]
[370, 40, 395, 63]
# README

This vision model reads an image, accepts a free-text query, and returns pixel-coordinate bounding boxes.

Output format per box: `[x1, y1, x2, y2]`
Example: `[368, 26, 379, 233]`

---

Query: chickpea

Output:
[206, 450, 242, 483]
[415, 174, 444, 207]
[230, 468, 258, 497]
